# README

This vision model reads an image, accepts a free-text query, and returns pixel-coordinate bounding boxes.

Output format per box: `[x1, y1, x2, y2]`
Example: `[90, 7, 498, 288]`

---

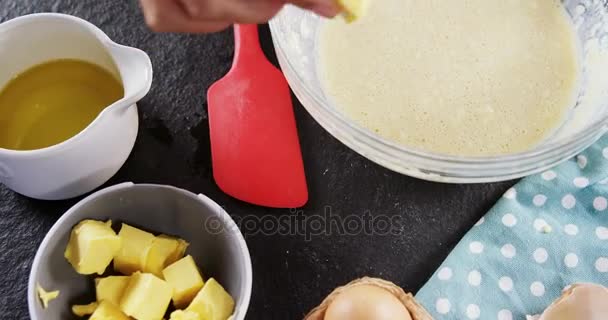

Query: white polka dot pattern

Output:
[564, 224, 579, 236]
[533, 248, 548, 264]
[573, 177, 589, 188]
[594, 197, 608, 211]
[562, 194, 576, 209]
[533, 194, 547, 207]
[436, 298, 451, 314]
[596, 258, 608, 273]
[577, 155, 588, 169]
[466, 304, 480, 319]
[502, 214, 517, 227]
[564, 253, 579, 268]
[438, 267, 453, 281]
[596, 227, 608, 240]
[530, 282, 545, 297]
[497, 309, 513, 320]
[501, 244, 516, 259]
[541, 170, 557, 181]
[417, 139, 608, 320]
[469, 241, 484, 254]
[503, 188, 517, 200]
[499, 277, 513, 292]
[468, 270, 482, 287]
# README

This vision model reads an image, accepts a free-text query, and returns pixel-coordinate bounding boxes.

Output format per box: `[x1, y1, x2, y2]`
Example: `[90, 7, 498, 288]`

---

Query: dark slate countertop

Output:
[0, 1, 514, 319]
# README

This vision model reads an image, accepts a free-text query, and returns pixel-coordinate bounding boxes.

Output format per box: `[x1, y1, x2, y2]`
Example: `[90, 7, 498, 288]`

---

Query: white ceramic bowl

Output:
[28, 183, 253, 320]
[270, 1, 608, 183]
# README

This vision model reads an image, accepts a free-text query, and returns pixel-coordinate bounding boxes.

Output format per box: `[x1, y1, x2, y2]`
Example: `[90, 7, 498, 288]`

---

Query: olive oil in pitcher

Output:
[0, 59, 124, 151]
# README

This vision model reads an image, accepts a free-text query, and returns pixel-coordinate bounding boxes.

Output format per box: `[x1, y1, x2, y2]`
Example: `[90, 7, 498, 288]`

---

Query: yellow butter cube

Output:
[64, 220, 122, 275]
[167, 236, 189, 265]
[169, 310, 201, 320]
[72, 302, 98, 317]
[90, 301, 130, 320]
[187, 278, 235, 320]
[337, 0, 370, 23]
[143, 235, 189, 277]
[120, 272, 173, 320]
[162, 255, 205, 309]
[95, 276, 130, 306]
[114, 224, 155, 275]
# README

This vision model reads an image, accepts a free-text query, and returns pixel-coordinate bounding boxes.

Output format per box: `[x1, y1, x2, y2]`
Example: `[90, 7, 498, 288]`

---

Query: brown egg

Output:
[304, 277, 433, 320]
[538, 283, 608, 320]
[324, 285, 413, 320]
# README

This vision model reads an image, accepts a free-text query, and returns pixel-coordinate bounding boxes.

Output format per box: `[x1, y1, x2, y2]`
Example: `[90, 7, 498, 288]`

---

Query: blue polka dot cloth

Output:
[416, 136, 608, 320]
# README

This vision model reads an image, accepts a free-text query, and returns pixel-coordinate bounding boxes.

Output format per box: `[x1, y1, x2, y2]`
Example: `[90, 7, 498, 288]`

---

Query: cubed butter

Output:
[72, 302, 98, 317]
[169, 310, 201, 320]
[162, 255, 205, 308]
[114, 224, 155, 275]
[95, 276, 130, 306]
[120, 272, 173, 320]
[166, 236, 189, 265]
[64, 220, 122, 275]
[186, 278, 235, 320]
[90, 301, 130, 320]
[143, 235, 189, 277]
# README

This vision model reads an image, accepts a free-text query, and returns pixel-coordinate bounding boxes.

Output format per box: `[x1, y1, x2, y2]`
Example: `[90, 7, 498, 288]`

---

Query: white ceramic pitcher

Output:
[0, 14, 153, 200]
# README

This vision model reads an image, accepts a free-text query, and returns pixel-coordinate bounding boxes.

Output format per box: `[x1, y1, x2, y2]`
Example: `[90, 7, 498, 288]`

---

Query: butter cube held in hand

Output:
[64, 220, 121, 275]
[90, 301, 130, 320]
[95, 276, 130, 306]
[337, 0, 370, 22]
[162, 255, 205, 309]
[114, 224, 155, 275]
[119, 272, 173, 320]
[187, 278, 235, 320]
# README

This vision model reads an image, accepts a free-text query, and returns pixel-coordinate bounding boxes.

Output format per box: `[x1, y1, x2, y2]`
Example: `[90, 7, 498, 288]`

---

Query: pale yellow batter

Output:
[320, 0, 581, 156]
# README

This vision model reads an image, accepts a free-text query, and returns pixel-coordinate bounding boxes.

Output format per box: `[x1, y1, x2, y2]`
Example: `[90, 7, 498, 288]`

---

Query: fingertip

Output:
[190, 21, 233, 34]
[180, 0, 205, 18]
[143, 11, 165, 32]
[313, 3, 341, 18]
[230, 2, 285, 24]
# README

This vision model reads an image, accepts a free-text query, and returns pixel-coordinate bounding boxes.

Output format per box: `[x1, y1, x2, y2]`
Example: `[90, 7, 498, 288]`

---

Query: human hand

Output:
[139, 0, 341, 33]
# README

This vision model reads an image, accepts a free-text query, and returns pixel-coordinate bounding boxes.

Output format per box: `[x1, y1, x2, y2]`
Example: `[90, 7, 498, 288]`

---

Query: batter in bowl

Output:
[319, 0, 581, 156]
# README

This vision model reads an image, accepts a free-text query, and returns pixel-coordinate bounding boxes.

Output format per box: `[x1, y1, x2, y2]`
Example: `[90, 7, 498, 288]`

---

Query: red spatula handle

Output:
[233, 24, 264, 68]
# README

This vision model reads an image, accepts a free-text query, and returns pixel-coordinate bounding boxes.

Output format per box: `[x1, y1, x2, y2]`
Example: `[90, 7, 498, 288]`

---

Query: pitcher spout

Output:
[107, 42, 153, 112]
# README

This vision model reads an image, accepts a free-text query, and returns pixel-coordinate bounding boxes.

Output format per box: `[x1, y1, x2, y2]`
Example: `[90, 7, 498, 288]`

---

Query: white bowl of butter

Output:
[270, 0, 608, 182]
[28, 183, 252, 320]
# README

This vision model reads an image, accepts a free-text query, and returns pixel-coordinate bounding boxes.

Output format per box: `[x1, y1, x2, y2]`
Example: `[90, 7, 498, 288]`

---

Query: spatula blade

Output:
[208, 59, 308, 208]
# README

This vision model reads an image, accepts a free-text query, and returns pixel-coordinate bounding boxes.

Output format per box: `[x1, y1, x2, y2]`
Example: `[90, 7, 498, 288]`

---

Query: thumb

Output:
[288, 0, 341, 18]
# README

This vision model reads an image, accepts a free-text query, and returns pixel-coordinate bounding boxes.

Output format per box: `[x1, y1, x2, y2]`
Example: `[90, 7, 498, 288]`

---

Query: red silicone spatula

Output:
[207, 24, 308, 208]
